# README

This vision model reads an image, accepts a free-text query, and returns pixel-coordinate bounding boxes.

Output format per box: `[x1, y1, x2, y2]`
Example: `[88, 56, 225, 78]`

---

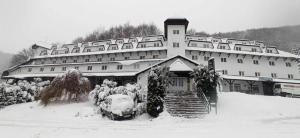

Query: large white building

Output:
[2, 18, 300, 95]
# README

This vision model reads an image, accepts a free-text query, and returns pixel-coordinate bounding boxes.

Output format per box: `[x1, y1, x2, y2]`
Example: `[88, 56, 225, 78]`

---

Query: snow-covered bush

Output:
[89, 79, 147, 116]
[0, 78, 50, 108]
[40, 69, 91, 105]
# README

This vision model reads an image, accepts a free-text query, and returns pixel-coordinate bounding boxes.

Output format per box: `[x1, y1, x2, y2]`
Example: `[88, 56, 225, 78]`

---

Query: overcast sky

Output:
[1, 0, 300, 54]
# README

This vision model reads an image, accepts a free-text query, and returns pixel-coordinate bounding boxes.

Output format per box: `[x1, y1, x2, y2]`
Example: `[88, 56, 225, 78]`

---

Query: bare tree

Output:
[10, 47, 34, 67]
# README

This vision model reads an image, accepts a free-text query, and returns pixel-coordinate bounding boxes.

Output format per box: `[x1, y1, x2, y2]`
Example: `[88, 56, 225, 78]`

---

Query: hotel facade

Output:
[2, 18, 300, 95]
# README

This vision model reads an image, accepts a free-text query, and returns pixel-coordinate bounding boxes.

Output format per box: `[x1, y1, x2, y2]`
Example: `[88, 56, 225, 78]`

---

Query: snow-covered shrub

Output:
[40, 69, 91, 105]
[0, 79, 50, 108]
[89, 79, 147, 116]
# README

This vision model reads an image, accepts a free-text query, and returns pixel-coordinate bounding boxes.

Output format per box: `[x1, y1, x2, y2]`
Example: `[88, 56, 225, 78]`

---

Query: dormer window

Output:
[99, 47, 105, 51]
[251, 48, 257, 52]
[191, 43, 197, 47]
[219, 45, 226, 49]
[267, 49, 273, 53]
[87, 49, 91, 52]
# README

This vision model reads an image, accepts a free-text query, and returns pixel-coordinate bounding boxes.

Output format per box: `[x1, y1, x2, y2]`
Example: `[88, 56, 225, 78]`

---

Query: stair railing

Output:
[198, 91, 211, 113]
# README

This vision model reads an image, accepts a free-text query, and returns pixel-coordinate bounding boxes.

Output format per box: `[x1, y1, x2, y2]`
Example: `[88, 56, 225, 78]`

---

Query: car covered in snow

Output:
[99, 94, 136, 120]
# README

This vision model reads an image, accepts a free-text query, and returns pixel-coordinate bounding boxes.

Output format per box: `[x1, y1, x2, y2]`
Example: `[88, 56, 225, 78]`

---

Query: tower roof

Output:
[164, 18, 189, 39]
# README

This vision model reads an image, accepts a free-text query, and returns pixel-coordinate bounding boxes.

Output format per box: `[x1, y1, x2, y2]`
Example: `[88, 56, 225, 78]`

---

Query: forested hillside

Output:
[0, 51, 13, 74]
[211, 25, 300, 52]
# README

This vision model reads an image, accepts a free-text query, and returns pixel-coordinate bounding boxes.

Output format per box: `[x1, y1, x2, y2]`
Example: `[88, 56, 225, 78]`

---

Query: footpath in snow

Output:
[0, 92, 300, 138]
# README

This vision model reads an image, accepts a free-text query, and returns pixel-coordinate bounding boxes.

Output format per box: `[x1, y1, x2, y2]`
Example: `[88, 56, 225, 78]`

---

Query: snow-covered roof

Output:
[186, 47, 299, 58]
[21, 59, 164, 67]
[221, 75, 300, 84]
[137, 55, 199, 75]
[33, 47, 167, 59]
[169, 59, 193, 72]
[4, 71, 138, 79]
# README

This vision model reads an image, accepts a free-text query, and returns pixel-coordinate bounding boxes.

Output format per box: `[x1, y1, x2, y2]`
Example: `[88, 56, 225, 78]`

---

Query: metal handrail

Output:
[198, 91, 211, 113]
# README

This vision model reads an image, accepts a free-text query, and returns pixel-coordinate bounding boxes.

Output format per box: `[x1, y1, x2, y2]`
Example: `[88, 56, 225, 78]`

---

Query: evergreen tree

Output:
[146, 66, 169, 117]
[191, 65, 219, 102]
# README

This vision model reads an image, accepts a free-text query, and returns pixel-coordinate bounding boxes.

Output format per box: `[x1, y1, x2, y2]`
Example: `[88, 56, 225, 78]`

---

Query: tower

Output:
[164, 18, 189, 57]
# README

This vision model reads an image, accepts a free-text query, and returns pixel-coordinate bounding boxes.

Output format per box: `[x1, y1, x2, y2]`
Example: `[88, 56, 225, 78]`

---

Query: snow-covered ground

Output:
[1, 92, 300, 138]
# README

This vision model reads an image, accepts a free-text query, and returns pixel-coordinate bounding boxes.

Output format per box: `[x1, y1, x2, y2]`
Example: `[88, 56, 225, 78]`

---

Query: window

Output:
[75, 49, 80, 53]
[62, 67, 67, 71]
[171, 78, 184, 87]
[239, 71, 244, 76]
[191, 43, 197, 47]
[28, 68, 32, 72]
[255, 72, 260, 77]
[173, 30, 179, 34]
[192, 55, 198, 60]
[221, 58, 227, 62]
[140, 44, 146, 48]
[153, 55, 159, 59]
[97, 58, 102, 62]
[112, 46, 118, 50]
[267, 49, 273, 53]
[65, 51, 68, 54]
[52, 61, 56, 64]
[173, 42, 179, 48]
[271, 73, 277, 78]
[140, 56, 145, 59]
[286, 62, 291, 67]
[73, 60, 77, 63]
[288, 74, 294, 79]
[74, 66, 79, 70]
[203, 44, 210, 48]
[86, 49, 91, 52]
[134, 64, 140, 69]
[235, 47, 241, 51]
[40, 68, 44, 72]
[219, 45, 226, 49]
[154, 43, 160, 47]
[110, 57, 115, 61]
[251, 48, 257, 52]
[87, 66, 93, 71]
[63, 60, 66, 63]
[222, 70, 228, 75]
[102, 65, 107, 70]
[50, 67, 55, 71]
[204, 56, 210, 61]
[237, 59, 243, 63]
[99, 47, 104, 51]
[124, 57, 130, 60]
[117, 65, 123, 70]
[253, 60, 259, 65]
[269, 61, 275, 66]
[234, 84, 241, 91]
[85, 59, 90, 62]
[41, 61, 45, 64]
